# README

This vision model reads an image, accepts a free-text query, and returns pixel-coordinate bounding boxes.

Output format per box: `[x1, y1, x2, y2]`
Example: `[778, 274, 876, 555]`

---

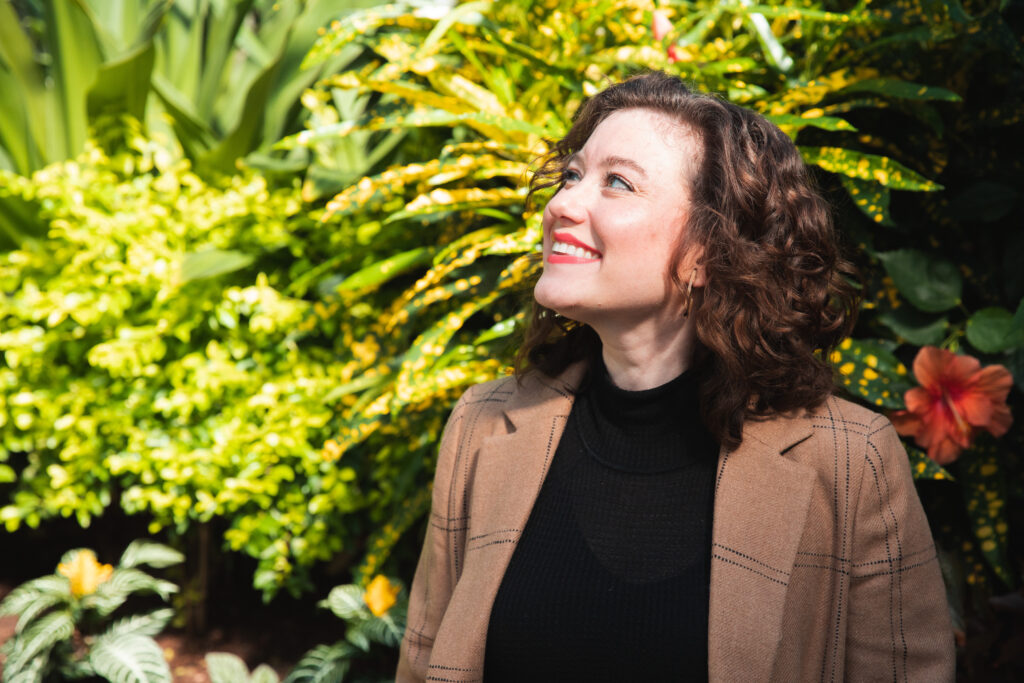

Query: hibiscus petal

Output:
[903, 386, 935, 415]
[891, 409, 922, 437]
[985, 402, 1013, 438]
[942, 352, 982, 386]
[913, 346, 978, 389]
[930, 434, 964, 465]
[960, 364, 1013, 427]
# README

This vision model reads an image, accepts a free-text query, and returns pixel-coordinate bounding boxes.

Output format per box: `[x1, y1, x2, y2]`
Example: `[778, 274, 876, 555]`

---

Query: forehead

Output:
[577, 108, 699, 180]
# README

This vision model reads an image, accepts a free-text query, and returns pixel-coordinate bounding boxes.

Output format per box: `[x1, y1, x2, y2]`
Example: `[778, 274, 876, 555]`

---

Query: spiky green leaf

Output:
[89, 632, 172, 683]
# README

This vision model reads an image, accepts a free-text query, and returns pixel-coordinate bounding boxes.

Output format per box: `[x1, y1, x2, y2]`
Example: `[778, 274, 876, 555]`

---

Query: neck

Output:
[593, 314, 698, 391]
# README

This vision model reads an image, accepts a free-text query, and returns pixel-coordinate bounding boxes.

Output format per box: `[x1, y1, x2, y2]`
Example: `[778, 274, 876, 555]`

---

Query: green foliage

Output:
[0, 540, 181, 683]
[282, 577, 406, 683]
[206, 652, 281, 683]
[0, 0, 382, 182]
[0, 135, 363, 599]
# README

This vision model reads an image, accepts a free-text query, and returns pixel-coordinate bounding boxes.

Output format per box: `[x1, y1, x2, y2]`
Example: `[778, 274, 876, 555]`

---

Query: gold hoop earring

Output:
[682, 267, 698, 318]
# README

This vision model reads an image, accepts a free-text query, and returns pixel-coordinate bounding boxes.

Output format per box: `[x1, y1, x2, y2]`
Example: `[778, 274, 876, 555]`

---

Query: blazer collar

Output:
[472, 363, 816, 680]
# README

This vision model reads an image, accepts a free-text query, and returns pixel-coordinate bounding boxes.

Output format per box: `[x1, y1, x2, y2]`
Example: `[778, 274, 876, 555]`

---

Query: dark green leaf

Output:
[958, 445, 1013, 586]
[839, 77, 961, 102]
[966, 305, 1024, 353]
[840, 176, 893, 227]
[877, 249, 962, 312]
[831, 338, 914, 408]
[876, 308, 948, 346]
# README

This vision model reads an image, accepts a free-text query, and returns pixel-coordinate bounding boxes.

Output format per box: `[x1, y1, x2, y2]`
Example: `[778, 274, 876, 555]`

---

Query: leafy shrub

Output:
[0, 540, 182, 683]
[284, 576, 406, 683]
[0, 135, 358, 599]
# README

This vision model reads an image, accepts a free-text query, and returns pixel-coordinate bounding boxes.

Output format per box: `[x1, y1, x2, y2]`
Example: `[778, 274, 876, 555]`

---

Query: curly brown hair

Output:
[516, 71, 860, 450]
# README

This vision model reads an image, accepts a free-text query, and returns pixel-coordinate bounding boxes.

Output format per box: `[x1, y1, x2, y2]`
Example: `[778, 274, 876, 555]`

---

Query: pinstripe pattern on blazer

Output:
[397, 363, 955, 682]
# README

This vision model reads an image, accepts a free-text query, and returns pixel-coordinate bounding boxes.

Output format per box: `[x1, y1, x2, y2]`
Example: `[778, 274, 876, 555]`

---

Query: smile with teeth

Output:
[551, 240, 601, 260]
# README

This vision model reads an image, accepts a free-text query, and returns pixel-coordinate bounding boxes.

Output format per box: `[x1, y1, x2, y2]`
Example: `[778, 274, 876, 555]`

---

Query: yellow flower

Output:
[363, 575, 400, 617]
[58, 549, 113, 598]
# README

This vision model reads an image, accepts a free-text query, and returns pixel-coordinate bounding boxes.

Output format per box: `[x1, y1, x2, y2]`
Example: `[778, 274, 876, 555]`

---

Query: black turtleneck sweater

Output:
[484, 362, 719, 681]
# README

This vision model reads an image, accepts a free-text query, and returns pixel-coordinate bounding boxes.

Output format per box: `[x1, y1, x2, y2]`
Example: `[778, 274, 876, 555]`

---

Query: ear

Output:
[680, 244, 706, 289]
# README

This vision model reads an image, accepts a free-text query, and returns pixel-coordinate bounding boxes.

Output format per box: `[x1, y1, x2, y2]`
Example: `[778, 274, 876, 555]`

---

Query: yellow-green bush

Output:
[0, 132, 358, 598]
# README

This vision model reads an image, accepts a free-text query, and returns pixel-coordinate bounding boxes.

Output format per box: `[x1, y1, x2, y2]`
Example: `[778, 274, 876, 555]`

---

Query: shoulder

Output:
[787, 395, 910, 482]
[802, 394, 900, 450]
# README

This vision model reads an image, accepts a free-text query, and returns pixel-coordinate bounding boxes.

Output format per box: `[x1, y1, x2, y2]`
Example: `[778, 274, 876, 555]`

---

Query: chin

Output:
[533, 279, 571, 315]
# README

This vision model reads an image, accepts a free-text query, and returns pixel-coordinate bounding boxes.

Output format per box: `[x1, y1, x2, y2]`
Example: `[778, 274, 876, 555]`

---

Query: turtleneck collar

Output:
[592, 356, 702, 434]
[573, 356, 715, 474]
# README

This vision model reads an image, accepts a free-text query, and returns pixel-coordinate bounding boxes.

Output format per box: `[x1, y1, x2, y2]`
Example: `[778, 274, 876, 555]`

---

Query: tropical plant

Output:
[0, 0, 376, 252]
[0, 539, 183, 683]
[0, 0, 383, 178]
[283, 576, 406, 683]
[206, 652, 282, 683]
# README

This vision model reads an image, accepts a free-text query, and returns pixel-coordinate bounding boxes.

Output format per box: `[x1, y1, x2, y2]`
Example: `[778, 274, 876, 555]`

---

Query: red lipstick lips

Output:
[549, 231, 602, 264]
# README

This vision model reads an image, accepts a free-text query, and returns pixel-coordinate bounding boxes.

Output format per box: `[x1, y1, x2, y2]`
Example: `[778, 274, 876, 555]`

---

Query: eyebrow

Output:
[602, 155, 648, 178]
[566, 152, 648, 179]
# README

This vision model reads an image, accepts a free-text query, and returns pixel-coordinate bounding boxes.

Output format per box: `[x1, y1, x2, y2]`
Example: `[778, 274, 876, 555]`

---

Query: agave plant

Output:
[0, 539, 183, 683]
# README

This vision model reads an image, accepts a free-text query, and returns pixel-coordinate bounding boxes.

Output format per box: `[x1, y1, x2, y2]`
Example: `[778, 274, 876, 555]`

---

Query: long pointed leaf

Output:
[45, 0, 104, 159]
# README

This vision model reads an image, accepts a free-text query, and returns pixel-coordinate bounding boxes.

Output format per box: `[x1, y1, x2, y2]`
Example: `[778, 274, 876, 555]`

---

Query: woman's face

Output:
[534, 108, 701, 329]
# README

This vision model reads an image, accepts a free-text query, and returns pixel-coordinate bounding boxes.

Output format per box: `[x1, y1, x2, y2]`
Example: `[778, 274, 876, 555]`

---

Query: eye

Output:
[606, 173, 633, 191]
[562, 167, 582, 184]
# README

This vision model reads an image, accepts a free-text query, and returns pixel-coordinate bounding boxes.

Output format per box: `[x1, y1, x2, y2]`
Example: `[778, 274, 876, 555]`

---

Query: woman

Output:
[397, 72, 954, 682]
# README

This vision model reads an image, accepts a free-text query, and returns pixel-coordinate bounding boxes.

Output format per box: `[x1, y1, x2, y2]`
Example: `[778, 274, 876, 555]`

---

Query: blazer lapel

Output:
[708, 413, 816, 682]
[437, 364, 584, 671]
[469, 366, 581, 551]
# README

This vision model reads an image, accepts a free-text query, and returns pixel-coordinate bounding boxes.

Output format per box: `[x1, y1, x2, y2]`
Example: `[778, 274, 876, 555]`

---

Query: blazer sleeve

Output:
[844, 417, 956, 682]
[396, 386, 476, 682]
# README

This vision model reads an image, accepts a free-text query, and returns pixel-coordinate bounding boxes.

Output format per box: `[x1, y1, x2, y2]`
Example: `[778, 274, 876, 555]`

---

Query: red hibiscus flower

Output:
[891, 346, 1013, 464]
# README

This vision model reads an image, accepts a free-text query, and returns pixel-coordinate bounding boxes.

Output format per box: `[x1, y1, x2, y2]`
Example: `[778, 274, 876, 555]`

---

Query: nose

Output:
[544, 182, 587, 226]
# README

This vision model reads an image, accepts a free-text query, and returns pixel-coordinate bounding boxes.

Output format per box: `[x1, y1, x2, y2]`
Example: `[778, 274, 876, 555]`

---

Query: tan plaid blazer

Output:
[397, 364, 955, 682]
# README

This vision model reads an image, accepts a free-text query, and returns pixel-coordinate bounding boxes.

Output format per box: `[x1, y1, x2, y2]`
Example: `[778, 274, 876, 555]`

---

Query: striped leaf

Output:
[800, 147, 941, 191]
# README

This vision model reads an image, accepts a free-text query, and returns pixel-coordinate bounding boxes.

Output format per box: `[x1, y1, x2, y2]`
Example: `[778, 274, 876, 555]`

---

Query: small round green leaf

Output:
[877, 249, 962, 313]
[966, 306, 1024, 353]
[876, 308, 948, 346]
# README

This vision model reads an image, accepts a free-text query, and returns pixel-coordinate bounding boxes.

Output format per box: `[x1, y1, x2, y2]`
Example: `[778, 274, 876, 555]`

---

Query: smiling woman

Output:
[397, 72, 955, 682]
[533, 107, 703, 390]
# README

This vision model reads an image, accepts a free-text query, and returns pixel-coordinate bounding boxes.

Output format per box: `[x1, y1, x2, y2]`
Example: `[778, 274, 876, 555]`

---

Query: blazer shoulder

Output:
[457, 367, 579, 419]
[806, 394, 895, 441]
[457, 374, 518, 415]
[791, 395, 910, 483]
